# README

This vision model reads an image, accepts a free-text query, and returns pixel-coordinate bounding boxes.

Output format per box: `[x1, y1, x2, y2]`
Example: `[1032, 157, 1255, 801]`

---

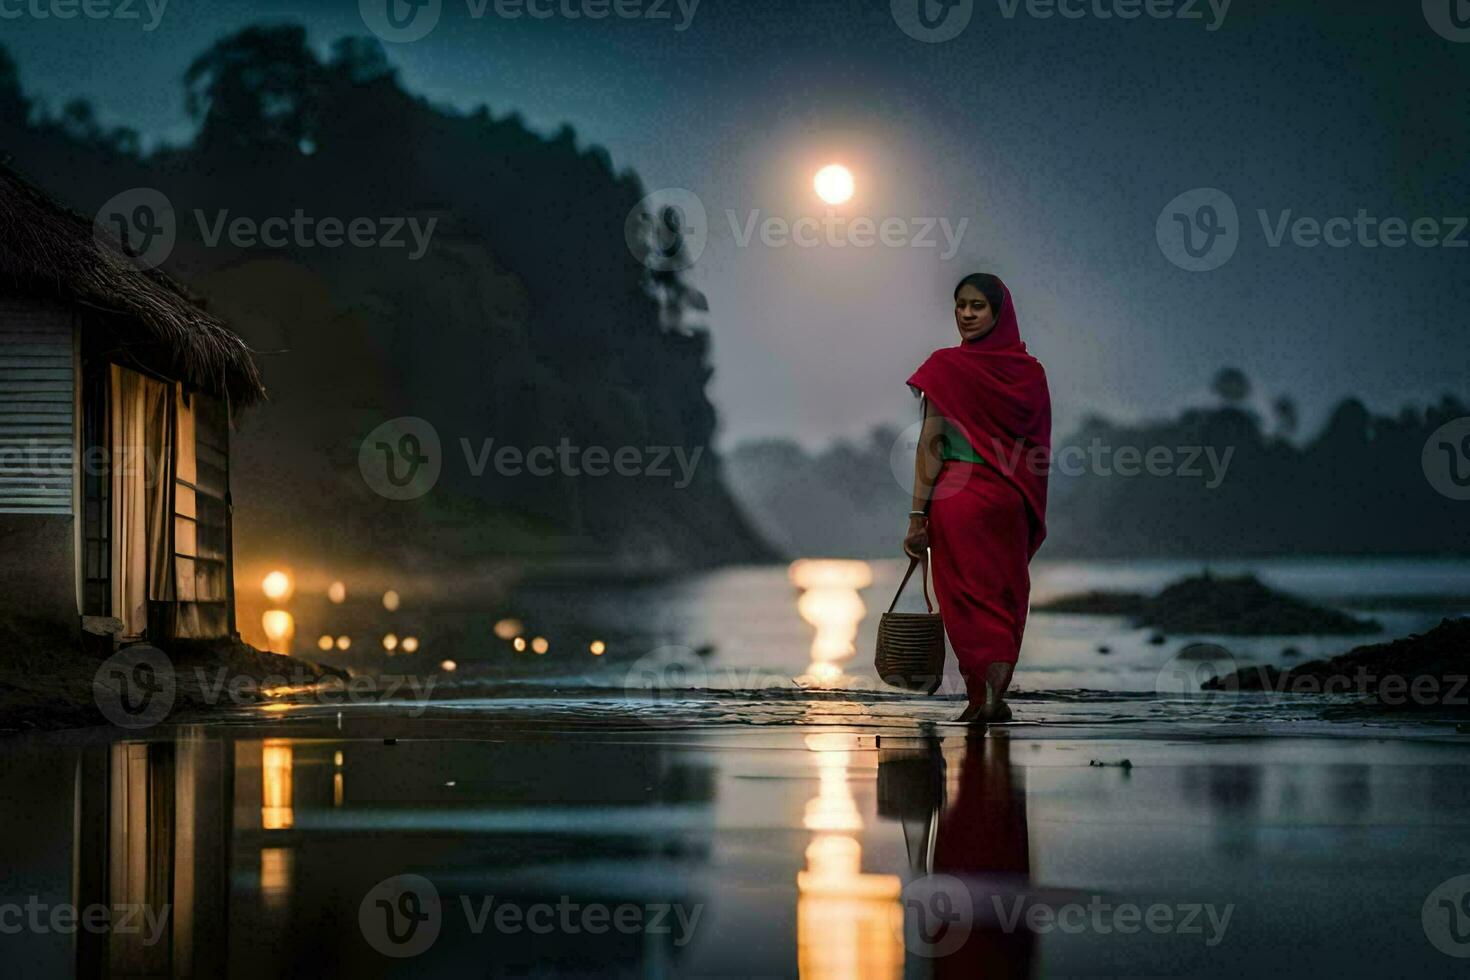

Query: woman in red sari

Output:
[903, 274, 1051, 723]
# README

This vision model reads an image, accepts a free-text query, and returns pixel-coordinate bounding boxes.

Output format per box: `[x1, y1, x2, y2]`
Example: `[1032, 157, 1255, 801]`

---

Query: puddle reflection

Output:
[6, 724, 1037, 978]
[876, 734, 1037, 979]
[797, 733, 902, 978]
[260, 740, 293, 830]
[7, 727, 717, 977]
[2, 720, 1468, 977]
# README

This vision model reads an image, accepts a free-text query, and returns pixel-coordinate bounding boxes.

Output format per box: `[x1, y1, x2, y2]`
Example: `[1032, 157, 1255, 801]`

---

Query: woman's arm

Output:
[903, 395, 945, 558]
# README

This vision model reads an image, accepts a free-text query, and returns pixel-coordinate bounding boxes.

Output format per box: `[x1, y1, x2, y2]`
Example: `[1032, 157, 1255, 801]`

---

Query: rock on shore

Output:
[1203, 617, 1470, 709]
[1034, 572, 1381, 636]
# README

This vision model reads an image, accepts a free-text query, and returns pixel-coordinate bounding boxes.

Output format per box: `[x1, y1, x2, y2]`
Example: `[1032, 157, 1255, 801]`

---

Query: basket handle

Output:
[887, 553, 935, 614]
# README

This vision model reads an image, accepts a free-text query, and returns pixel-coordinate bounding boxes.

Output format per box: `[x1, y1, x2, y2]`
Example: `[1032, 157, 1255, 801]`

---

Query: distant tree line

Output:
[727, 368, 1470, 559]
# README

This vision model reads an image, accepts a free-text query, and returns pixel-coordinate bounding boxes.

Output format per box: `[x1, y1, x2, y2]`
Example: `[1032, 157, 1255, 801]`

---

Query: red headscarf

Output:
[907, 280, 1051, 558]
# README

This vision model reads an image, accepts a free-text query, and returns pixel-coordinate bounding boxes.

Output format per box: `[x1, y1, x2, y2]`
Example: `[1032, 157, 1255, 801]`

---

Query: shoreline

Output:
[12, 681, 1469, 743]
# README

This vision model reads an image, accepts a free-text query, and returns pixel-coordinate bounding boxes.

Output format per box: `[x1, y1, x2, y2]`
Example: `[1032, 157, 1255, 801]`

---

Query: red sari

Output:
[907, 282, 1050, 701]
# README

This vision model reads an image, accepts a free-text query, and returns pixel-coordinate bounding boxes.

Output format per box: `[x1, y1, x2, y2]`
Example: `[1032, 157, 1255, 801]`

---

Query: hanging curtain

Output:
[110, 366, 171, 639]
[148, 386, 174, 604]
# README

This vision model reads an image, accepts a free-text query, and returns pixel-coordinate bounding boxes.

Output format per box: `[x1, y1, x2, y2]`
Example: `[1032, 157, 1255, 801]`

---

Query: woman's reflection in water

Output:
[879, 732, 1036, 978]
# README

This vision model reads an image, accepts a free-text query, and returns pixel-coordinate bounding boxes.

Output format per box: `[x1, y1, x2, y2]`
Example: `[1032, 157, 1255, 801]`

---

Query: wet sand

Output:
[2, 700, 1469, 977]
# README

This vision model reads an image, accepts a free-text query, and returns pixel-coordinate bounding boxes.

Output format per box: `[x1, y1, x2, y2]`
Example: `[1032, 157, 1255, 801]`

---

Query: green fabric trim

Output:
[938, 419, 988, 464]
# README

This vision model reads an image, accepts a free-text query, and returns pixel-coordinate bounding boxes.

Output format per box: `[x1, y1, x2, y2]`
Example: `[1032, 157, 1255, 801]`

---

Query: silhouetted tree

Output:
[0, 45, 28, 126]
[637, 203, 709, 334]
[1211, 367, 1251, 405]
[328, 36, 395, 85]
[58, 99, 99, 141]
[183, 25, 324, 152]
[1273, 395, 1298, 438]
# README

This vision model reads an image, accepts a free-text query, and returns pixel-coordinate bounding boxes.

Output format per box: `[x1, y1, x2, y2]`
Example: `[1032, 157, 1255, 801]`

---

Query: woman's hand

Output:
[903, 515, 929, 559]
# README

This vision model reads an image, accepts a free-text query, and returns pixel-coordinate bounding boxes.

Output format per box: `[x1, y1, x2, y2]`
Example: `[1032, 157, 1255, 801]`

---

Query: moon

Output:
[814, 164, 855, 205]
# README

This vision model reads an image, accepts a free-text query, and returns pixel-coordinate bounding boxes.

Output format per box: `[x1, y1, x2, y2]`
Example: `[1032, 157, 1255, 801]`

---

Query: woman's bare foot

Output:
[956, 701, 986, 724]
[976, 663, 1016, 722]
[978, 700, 1013, 723]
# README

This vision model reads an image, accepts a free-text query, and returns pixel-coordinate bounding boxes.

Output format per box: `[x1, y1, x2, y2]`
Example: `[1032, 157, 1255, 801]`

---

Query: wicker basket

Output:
[875, 554, 946, 694]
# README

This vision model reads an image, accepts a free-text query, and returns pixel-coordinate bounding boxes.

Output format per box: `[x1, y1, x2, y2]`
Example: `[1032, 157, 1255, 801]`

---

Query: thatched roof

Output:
[0, 163, 264, 407]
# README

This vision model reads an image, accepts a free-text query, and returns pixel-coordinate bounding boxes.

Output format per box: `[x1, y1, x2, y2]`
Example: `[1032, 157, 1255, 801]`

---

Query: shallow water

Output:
[22, 556, 1463, 975]
[4, 709, 1470, 978]
[287, 556, 1470, 729]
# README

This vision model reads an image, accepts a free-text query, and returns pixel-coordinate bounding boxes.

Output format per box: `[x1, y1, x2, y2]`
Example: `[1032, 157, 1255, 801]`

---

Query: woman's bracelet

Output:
[908, 510, 928, 519]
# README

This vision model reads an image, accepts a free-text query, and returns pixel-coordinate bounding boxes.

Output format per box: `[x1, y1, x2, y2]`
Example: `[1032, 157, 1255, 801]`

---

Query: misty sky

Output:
[5, 0, 1467, 448]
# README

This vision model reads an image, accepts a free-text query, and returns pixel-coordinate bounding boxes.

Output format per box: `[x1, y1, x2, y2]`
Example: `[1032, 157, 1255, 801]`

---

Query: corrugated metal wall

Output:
[0, 301, 74, 514]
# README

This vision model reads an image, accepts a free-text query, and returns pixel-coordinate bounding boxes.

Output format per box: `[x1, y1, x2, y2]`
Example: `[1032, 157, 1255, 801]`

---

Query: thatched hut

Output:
[0, 164, 263, 643]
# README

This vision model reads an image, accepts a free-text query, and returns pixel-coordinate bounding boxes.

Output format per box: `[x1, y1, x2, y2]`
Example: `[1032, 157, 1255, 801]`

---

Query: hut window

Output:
[0, 302, 73, 514]
[171, 390, 231, 638]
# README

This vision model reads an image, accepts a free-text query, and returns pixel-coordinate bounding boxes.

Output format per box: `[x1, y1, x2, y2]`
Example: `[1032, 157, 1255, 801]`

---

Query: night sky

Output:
[6, 0, 1467, 447]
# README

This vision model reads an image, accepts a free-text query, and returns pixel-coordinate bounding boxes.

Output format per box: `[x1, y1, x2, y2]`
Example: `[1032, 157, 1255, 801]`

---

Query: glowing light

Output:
[806, 661, 844, 684]
[261, 610, 295, 653]
[493, 618, 524, 640]
[590, 640, 606, 655]
[788, 559, 873, 591]
[798, 834, 902, 902]
[803, 741, 863, 833]
[796, 734, 902, 979]
[335, 635, 352, 651]
[814, 164, 855, 205]
[327, 581, 347, 604]
[531, 636, 549, 654]
[382, 633, 399, 652]
[513, 637, 527, 652]
[799, 589, 866, 657]
[260, 848, 292, 911]
[789, 560, 872, 686]
[317, 634, 334, 652]
[401, 636, 419, 654]
[261, 740, 294, 830]
[333, 751, 343, 766]
[440, 659, 457, 672]
[382, 589, 400, 612]
[262, 570, 294, 602]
